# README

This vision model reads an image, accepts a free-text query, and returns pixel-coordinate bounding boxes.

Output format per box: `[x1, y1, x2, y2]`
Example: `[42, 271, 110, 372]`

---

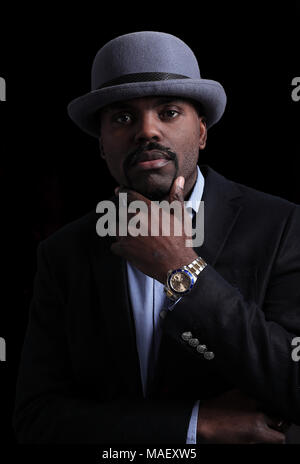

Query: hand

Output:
[111, 177, 198, 283]
[197, 389, 286, 444]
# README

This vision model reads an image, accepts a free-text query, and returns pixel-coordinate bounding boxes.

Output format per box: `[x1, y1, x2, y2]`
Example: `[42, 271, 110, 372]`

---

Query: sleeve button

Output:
[188, 338, 200, 347]
[181, 331, 193, 341]
[196, 344, 207, 353]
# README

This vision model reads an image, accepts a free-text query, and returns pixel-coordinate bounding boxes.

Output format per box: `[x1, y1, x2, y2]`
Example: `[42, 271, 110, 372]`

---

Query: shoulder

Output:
[36, 208, 109, 269]
[202, 165, 300, 219]
[233, 179, 300, 232]
[235, 179, 297, 208]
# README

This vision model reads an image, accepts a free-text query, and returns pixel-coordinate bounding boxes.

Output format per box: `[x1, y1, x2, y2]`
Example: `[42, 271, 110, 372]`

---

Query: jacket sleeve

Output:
[12, 241, 195, 444]
[163, 205, 300, 424]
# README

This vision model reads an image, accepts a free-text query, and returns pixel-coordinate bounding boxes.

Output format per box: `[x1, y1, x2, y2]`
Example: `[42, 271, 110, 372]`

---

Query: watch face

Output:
[169, 270, 192, 293]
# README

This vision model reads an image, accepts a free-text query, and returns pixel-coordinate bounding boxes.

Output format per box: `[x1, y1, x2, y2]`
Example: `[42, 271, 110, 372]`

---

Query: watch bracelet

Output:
[184, 256, 207, 277]
[164, 286, 180, 301]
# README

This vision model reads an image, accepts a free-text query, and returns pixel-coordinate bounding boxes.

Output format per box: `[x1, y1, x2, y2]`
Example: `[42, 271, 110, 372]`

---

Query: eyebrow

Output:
[154, 97, 185, 106]
[103, 97, 186, 113]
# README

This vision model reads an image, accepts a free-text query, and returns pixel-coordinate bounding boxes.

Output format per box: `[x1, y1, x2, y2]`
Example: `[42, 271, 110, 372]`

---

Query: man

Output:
[13, 31, 300, 444]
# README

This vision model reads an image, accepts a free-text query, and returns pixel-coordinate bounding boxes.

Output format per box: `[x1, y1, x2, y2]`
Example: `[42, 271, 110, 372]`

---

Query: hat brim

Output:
[67, 79, 227, 137]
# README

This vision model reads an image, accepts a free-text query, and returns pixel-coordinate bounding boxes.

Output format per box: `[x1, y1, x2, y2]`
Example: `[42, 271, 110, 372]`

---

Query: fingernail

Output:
[178, 177, 185, 189]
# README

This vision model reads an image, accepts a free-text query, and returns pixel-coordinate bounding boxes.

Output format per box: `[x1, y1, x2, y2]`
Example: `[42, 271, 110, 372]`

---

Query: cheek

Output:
[101, 139, 127, 184]
[173, 126, 200, 167]
[104, 154, 124, 183]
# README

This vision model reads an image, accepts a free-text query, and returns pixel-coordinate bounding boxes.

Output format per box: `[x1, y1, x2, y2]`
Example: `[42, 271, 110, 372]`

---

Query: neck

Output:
[156, 168, 198, 202]
[183, 168, 198, 201]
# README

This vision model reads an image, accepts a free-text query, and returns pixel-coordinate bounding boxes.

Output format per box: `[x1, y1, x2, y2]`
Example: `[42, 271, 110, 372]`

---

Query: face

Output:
[99, 96, 207, 200]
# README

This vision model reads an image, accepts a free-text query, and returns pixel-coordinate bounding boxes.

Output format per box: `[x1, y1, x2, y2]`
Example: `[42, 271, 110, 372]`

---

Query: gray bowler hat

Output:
[67, 31, 227, 137]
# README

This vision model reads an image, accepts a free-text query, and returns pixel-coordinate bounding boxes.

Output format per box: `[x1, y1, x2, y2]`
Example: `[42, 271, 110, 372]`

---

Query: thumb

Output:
[169, 176, 185, 203]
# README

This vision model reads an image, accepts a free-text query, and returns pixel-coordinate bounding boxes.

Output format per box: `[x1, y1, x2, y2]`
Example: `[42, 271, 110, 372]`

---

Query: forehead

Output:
[101, 96, 193, 113]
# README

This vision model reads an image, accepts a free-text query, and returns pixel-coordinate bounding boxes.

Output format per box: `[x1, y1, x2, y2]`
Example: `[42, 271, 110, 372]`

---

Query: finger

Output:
[253, 414, 286, 444]
[110, 240, 125, 256]
[110, 239, 138, 266]
[259, 428, 286, 444]
[169, 176, 185, 203]
[265, 415, 291, 432]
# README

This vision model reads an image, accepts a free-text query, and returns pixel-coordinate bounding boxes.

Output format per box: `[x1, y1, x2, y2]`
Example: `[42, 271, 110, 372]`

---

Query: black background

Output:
[0, 3, 299, 453]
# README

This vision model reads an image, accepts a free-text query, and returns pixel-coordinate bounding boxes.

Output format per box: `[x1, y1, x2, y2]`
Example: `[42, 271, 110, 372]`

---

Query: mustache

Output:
[124, 142, 177, 170]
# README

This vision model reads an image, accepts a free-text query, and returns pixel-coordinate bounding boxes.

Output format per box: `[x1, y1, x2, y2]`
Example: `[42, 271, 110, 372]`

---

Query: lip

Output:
[133, 158, 171, 170]
[130, 150, 172, 171]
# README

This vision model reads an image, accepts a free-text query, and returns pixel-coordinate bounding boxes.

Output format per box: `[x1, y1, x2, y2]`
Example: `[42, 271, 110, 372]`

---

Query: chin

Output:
[125, 162, 177, 200]
[135, 180, 172, 201]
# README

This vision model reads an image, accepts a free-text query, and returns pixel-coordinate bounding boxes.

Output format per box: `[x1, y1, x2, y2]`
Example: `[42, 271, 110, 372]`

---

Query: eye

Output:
[160, 109, 180, 120]
[114, 113, 133, 125]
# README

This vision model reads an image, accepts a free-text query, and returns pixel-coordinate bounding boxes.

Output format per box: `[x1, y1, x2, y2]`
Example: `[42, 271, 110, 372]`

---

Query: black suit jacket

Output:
[13, 166, 300, 443]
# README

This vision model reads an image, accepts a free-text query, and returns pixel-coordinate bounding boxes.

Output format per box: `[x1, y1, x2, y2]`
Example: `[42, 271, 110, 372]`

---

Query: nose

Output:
[134, 112, 162, 145]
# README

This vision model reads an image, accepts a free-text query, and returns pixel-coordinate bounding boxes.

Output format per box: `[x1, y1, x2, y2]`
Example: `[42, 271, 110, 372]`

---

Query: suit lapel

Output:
[194, 166, 244, 265]
[154, 166, 245, 394]
[90, 231, 143, 396]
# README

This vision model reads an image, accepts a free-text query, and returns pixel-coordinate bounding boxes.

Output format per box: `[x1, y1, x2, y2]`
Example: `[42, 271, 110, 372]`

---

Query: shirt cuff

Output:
[186, 400, 200, 444]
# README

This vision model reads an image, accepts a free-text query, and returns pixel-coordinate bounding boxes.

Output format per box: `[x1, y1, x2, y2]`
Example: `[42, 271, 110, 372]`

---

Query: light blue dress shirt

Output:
[126, 165, 204, 444]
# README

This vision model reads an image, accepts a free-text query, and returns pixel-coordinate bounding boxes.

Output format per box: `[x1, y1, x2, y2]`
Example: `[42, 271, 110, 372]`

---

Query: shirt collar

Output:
[185, 165, 205, 217]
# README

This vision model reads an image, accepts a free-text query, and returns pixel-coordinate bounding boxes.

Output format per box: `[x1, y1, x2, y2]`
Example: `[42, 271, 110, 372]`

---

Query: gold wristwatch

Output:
[164, 256, 207, 301]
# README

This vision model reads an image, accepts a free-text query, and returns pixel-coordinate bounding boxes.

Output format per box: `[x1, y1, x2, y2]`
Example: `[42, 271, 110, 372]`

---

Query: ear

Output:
[99, 137, 106, 159]
[199, 117, 207, 150]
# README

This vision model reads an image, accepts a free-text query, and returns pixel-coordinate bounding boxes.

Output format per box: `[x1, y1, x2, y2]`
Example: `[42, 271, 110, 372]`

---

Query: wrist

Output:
[164, 255, 207, 301]
[196, 406, 212, 443]
[163, 251, 198, 279]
